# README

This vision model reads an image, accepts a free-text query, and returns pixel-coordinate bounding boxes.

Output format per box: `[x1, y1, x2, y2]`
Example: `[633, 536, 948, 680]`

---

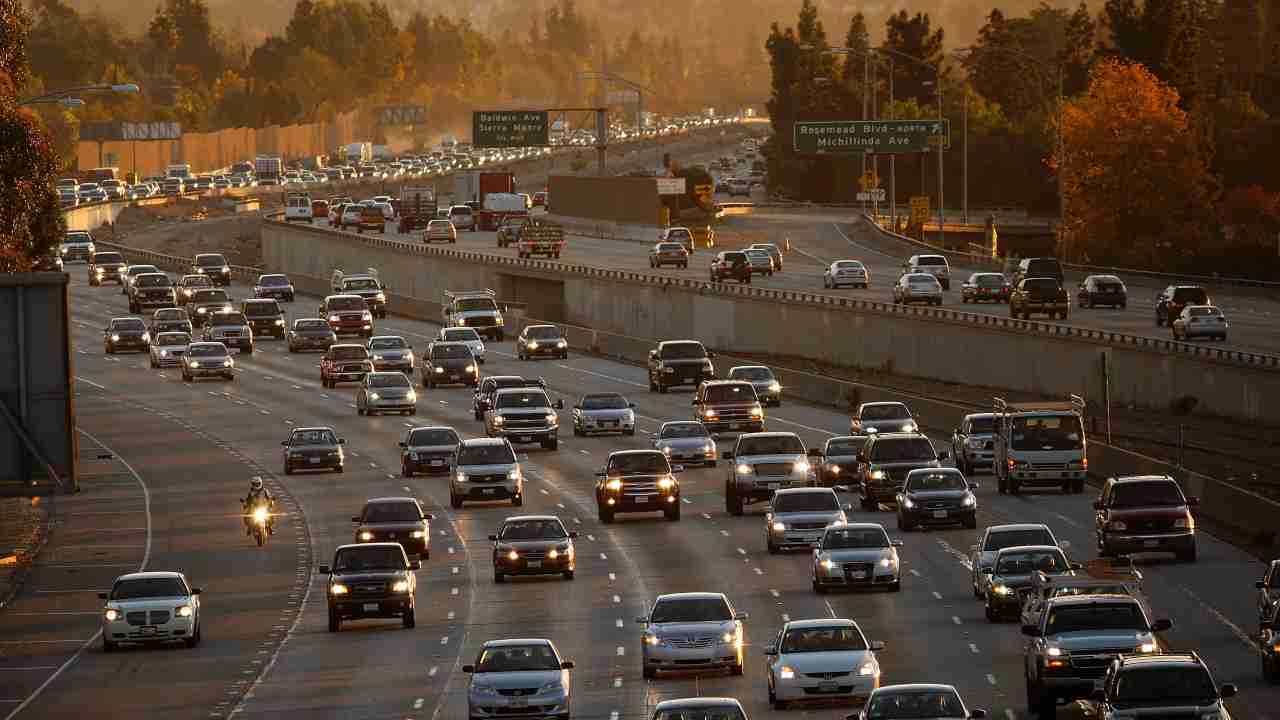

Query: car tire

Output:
[403, 606, 416, 629]
[889, 580, 902, 592]
[494, 571, 505, 584]
[563, 569, 574, 581]
[103, 636, 117, 652]
[182, 372, 191, 382]
[184, 622, 202, 647]
[450, 493, 462, 509]
[334, 464, 343, 474]
[284, 466, 293, 476]
[328, 612, 340, 632]
[985, 603, 999, 622]
[813, 579, 827, 594]
[599, 507, 615, 524]
[624, 427, 635, 436]
[963, 514, 977, 529]
[767, 539, 779, 554]
[1178, 545, 1197, 563]
[543, 437, 558, 451]
[658, 383, 668, 394]
[731, 662, 744, 676]
[726, 489, 744, 516]
[357, 407, 365, 416]
[665, 503, 680, 521]
[860, 493, 876, 511]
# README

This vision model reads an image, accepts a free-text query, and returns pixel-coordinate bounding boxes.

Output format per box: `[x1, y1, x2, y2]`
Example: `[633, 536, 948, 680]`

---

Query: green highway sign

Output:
[473, 110, 550, 148]
[793, 119, 950, 154]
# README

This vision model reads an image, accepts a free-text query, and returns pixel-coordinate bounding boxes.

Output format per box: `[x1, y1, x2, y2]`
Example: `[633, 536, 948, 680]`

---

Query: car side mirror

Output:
[968, 482, 980, 490]
[635, 616, 649, 624]
[338, 439, 346, 444]
[969, 711, 986, 720]
[98, 592, 109, 600]
[191, 588, 202, 595]
[1070, 562, 1083, 570]
[318, 565, 331, 574]
[487, 534, 498, 541]
[409, 560, 422, 570]
[424, 514, 434, 520]
[691, 399, 698, 406]
[722, 451, 734, 460]
[569, 531, 578, 538]
[1151, 618, 1173, 632]
[281, 441, 290, 446]
[398, 442, 406, 447]
[672, 465, 685, 474]
[1092, 500, 1104, 510]
[1186, 496, 1200, 506]
[648, 350, 657, 359]
[462, 664, 475, 673]
[938, 450, 949, 460]
[351, 516, 361, 523]
[1257, 580, 1266, 589]
[1219, 683, 1237, 699]
[870, 640, 885, 651]
[1021, 625, 1042, 637]
[891, 540, 904, 548]
[842, 504, 853, 511]
[553, 400, 564, 409]
[734, 611, 749, 620]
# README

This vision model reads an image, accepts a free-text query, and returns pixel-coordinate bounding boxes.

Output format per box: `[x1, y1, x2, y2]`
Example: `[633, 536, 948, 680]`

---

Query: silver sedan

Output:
[652, 421, 717, 467]
[893, 273, 943, 306]
[464, 639, 573, 720]
[823, 260, 869, 289]
[571, 393, 636, 436]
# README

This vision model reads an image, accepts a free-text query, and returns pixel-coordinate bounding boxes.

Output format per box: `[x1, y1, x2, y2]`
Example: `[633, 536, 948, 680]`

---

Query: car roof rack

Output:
[993, 394, 1085, 416]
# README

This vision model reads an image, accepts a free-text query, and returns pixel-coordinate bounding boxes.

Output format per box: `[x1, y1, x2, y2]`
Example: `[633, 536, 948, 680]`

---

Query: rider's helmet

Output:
[250, 478, 264, 491]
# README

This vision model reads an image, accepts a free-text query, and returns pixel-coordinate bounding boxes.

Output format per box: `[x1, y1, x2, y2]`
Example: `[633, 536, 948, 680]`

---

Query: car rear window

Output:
[1172, 287, 1207, 304]
[869, 438, 936, 462]
[917, 255, 947, 266]
[1026, 259, 1062, 275]
[195, 255, 226, 266]
[327, 297, 366, 311]
[243, 302, 281, 316]
[211, 312, 247, 325]
[984, 528, 1054, 551]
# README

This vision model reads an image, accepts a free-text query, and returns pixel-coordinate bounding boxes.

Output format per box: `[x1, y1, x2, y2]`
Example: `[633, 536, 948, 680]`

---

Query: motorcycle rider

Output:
[242, 478, 275, 536]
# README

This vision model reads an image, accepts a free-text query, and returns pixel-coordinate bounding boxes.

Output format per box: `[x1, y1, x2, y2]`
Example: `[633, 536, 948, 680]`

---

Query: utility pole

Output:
[862, 54, 869, 211]
[936, 70, 945, 249]
[889, 58, 895, 228]
[962, 86, 968, 224]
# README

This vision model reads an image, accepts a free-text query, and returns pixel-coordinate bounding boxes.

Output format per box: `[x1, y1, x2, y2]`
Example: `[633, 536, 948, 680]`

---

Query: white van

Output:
[284, 193, 313, 223]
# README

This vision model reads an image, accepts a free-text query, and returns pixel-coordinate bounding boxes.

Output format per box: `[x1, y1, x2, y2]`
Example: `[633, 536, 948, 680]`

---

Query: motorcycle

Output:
[247, 501, 272, 547]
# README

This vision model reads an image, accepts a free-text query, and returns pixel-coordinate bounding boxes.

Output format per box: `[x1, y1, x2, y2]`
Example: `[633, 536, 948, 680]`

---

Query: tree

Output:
[839, 12, 871, 106]
[1053, 59, 1218, 267]
[883, 11, 947, 105]
[0, 0, 64, 272]
[1061, 2, 1097, 95]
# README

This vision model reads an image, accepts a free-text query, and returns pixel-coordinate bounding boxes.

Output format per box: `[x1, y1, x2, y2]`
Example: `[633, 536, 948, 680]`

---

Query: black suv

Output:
[1093, 653, 1236, 719]
[647, 340, 716, 393]
[242, 299, 286, 339]
[352, 497, 433, 559]
[473, 376, 544, 420]
[320, 542, 420, 632]
[1155, 285, 1209, 327]
[489, 515, 578, 582]
[856, 433, 946, 510]
[191, 252, 232, 287]
[709, 251, 752, 283]
[595, 450, 683, 522]
[421, 341, 479, 388]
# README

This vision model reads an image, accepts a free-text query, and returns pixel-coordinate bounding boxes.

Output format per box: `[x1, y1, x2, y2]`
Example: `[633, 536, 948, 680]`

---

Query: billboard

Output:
[473, 111, 550, 148]
[81, 121, 183, 142]
[376, 105, 427, 126]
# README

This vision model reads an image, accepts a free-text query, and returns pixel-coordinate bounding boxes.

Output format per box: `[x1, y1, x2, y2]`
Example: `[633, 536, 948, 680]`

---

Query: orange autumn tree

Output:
[1052, 58, 1218, 268]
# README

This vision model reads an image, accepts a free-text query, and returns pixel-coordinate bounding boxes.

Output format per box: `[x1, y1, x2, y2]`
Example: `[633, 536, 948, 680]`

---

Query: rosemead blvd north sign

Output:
[793, 119, 950, 154]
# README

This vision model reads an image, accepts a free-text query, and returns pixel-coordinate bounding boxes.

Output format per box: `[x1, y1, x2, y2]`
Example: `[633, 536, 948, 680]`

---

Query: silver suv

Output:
[764, 487, 848, 553]
[485, 387, 564, 451]
[1092, 652, 1232, 720]
[638, 592, 747, 678]
[723, 432, 820, 515]
[450, 438, 523, 509]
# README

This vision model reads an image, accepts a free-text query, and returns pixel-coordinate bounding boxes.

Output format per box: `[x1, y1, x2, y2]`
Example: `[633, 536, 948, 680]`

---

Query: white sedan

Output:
[765, 618, 882, 708]
[100, 571, 202, 650]
[824, 260, 869, 289]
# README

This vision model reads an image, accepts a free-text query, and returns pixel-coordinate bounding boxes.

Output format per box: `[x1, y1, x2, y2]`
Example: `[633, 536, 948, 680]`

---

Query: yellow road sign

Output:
[694, 184, 714, 196]
[909, 195, 930, 224]
[858, 170, 880, 190]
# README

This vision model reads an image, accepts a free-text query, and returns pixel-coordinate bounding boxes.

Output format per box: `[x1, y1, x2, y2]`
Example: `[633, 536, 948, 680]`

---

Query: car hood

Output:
[1047, 630, 1154, 651]
[777, 649, 872, 673]
[774, 511, 845, 526]
[406, 444, 455, 455]
[358, 521, 424, 534]
[820, 548, 894, 563]
[455, 309, 499, 319]
[903, 490, 971, 501]
[331, 570, 407, 584]
[1107, 702, 1221, 716]
[657, 437, 713, 451]
[457, 463, 516, 475]
[471, 670, 563, 690]
[739, 453, 805, 465]
[154, 343, 188, 353]
[992, 570, 1072, 589]
[1105, 506, 1190, 520]
[650, 620, 736, 638]
[580, 408, 632, 419]
[824, 454, 859, 465]
[658, 357, 710, 366]
[107, 596, 191, 611]
[294, 329, 335, 337]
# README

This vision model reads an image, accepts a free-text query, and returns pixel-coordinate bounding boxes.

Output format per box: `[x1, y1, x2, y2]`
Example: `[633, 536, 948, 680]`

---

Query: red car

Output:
[320, 344, 373, 388]
[319, 294, 373, 337]
[532, 192, 547, 207]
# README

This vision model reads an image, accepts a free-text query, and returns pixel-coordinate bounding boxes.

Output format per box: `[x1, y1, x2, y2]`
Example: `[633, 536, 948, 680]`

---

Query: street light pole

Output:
[17, 83, 139, 107]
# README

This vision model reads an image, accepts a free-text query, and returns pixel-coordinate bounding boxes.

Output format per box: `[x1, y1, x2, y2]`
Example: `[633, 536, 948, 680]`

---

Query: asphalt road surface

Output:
[2, 270, 1275, 720]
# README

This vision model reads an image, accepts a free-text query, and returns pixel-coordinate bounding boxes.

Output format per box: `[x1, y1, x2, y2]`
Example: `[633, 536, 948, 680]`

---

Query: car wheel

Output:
[103, 636, 117, 652]
[889, 580, 901, 592]
[767, 539, 779, 554]
[860, 493, 876, 511]
[402, 464, 413, 478]
[984, 603, 999, 622]
[657, 383, 668, 394]
[726, 490, 744, 516]
[563, 569, 575, 581]
[963, 514, 977, 529]
[284, 466, 293, 476]
[813, 579, 827, 594]
[334, 464, 343, 474]
[730, 662, 744, 676]
[599, 507, 615, 524]
[328, 612, 341, 632]
[403, 605, 416, 629]
[357, 407, 365, 416]
[512, 493, 523, 507]
[450, 493, 462, 509]
[543, 437, 558, 451]
[494, 570, 505, 584]
[184, 622, 202, 647]
[665, 503, 680, 521]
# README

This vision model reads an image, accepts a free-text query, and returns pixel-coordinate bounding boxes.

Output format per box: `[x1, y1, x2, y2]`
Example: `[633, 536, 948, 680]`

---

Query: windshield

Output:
[1044, 603, 1147, 634]
[182, 276, 211, 287]
[344, 279, 379, 290]
[906, 471, 967, 492]
[363, 502, 421, 523]
[457, 443, 516, 465]
[244, 303, 280, 317]
[651, 597, 732, 623]
[862, 404, 911, 421]
[968, 417, 996, 434]
[826, 439, 864, 455]
[154, 309, 184, 320]
[984, 529, 1055, 551]
[500, 519, 567, 540]
[187, 344, 227, 357]
[496, 391, 548, 409]
[526, 326, 562, 340]
[653, 706, 746, 720]
[835, 261, 865, 270]
[456, 298, 496, 312]
[370, 338, 408, 350]
[1109, 481, 1185, 508]
[111, 577, 187, 600]
[738, 434, 803, 455]
[658, 243, 684, 252]
[193, 290, 228, 303]
[581, 394, 628, 410]
[730, 367, 774, 382]
[93, 253, 123, 264]
[907, 275, 939, 286]
[368, 374, 410, 389]
[704, 384, 758, 404]
[408, 429, 459, 446]
[780, 625, 867, 653]
[660, 423, 709, 439]
[1113, 667, 1216, 706]
[295, 320, 330, 331]
[332, 347, 369, 361]
[995, 549, 1067, 575]
[333, 546, 406, 572]
[667, 229, 691, 240]
[1010, 415, 1083, 451]
[432, 344, 472, 360]
[1052, 584, 1132, 598]
[112, 319, 146, 331]
[211, 313, 247, 326]
[822, 527, 889, 549]
[475, 644, 560, 673]
[1172, 288, 1207, 303]
[773, 491, 839, 513]
[442, 328, 480, 342]
[917, 256, 946, 266]
[291, 429, 336, 445]
[1187, 307, 1221, 317]
[870, 438, 936, 462]
[973, 274, 1005, 287]
[660, 342, 707, 360]
[155, 333, 190, 345]
[866, 690, 965, 719]
[327, 297, 366, 311]
[607, 453, 670, 475]
[195, 255, 226, 267]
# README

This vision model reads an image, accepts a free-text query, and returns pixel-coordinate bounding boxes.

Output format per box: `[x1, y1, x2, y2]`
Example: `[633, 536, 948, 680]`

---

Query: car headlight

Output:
[1046, 646, 1063, 657]
[406, 391, 417, 402]
[721, 631, 739, 644]
[901, 422, 917, 432]
[329, 314, 340, 321]
[606, 478, 622, 491]
[768, 382, 781, 391]
[360, 531, 374, 541]
[820, 558, 834, 570]
[737, 463, 752, 475]
[222, 305, 232, 312]
[492, 416, 504, 425]
[661, 446, 672, 455]
[643, 633, 663, 646]
[196, 268, 205, 273]
[495, 316, 504, 325]
[657, 477, 675, 490]
[111, 334, 120, 341]
[274, 319, 285, 325]
[375, 293, 386, 302]
[159, 350, 168, 357]
[779, 665, 796, 680]
[961, 495, 976, 507]
[176, 604, 194, 617]
[198, 308, 208, 314]
[902, 497, 915, 509]
[507, 549, 519, 561]
[859, 663, 877, 676]
[410, 530, 426, 539]
[472, 685, 498, 696]
[1137, 641, 1157, 653]
[992, 584, 1012, 596]
[456, 472, 468, 483]
[771, 521, 786, 533]
[434, 367, 444, 374]
[104, 608, 120, 621]
[556, 340, 566, 348]
[223, 359, 233, 367]
[189, 361, 200, 368]
[528, 341, 538, 349]
[368, 392, 380, 401]
[464, 364, 476, 372]
[391, 580, 410, 592]
[870, 470, 885, 480]
[793, 460, 810, 473]
[361, 312, 372, 320]
[220, 267, 230, 273]
[704, 409, 717, 418]
[545, 413, 558, 424]
[95, 267, 104, 274]
[662, 366, 674, 374]
[330, 583, 349, 595]
[506, 469, 521, 481]
[881, 557, 896, 568]
[750, 404, 763, 418]
[1174, 516, 1193, 529]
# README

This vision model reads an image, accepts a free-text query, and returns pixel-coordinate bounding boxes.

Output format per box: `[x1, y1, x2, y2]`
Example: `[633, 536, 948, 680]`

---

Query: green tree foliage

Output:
[0, 0, 65, 271]
[883, 11, 947, 104]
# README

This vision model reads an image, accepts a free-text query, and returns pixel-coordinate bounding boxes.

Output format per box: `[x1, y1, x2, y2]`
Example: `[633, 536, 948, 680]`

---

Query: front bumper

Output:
[152, 353, 184, 367]
[644, 643, 741, 672]
[426, 368, 479, 385]
[1102, 530, 1195, 555]
[814, 564, 899, 588]
[285, 454, 342, 470]
[453, 481, 520, 501]
[494, 553, 574, 576]
[330, 594, 411, 619]
[579, 417, 634, 434]
[94, 270, 124, 282]
[861, 481, 902, 503]
[830, 273, 867, 286]
[490, 427, 557, 444]
[522, 344, 566, 357]
[985, 587, 1026, 614]
[249, 320, 285, 336]
[735, 473, 811, 500]
[328, 321, 373, 335]
[602, 490, 679, 513]
[662, 447, 718, 464]
[372, 359, 414, 372]
[185, 363, 233, 377]
[769, 527, 827, 548]
[367, 397, 417, 412]
[357, 532, 428, 555]
[104, 615, 196, 644]
[469, 694, 569, 720]
[108, 336, 149, 350]
[208, 334, 253, 349]
[775, 673, 878, 702]
[1009, 467, 1086, 485]
[901, 505, 975, 526]
[135, 295, 176, 309]
[962, 449, 994, 468]
[404, 454, 451, 474]
[701, 417, 764, 433]
[291, 337, 334, 350]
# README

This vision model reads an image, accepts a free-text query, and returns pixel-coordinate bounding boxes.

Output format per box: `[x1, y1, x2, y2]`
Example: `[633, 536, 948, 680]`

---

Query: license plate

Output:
[449, 374, 459, 380]
[363, 603, 379, 612]
[510, 699, 528, 708]
[430, 459, 444, 466]
[933, 510, 948, 519]
[1143, 539, 1161, 547]
[850, 571, 868, 580]
[309, 458, 321, 464]
[516, 436, 532, 443]
[527, 561, 542, 569]
[817, 681, 840, 693]
[734, 423, 746, 429]
[636, 495, 651, 503]
[482, 488, 495, 495]
[140, 626, 157, 635]
[767, 483, 780, 490]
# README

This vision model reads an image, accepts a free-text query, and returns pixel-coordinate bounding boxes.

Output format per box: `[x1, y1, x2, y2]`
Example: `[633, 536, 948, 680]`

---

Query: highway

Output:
[1, 268, 1275, 720]
[295, 211, 1280, 357]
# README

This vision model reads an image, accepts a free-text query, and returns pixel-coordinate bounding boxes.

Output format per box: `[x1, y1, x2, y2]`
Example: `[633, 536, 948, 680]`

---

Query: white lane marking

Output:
[782, 613, 791, 622]
[770, 416, 838, 436]
[719, 530, 729, 537]
[616, 646, 625, 656]
[586, 534, 596, 542]
[402, 486, 411, 492]
[3, 429, 153, 720]
[951, 616, 962, 625]
[932, 591, 943, 600]
[825, 600, 838, 618]
[427, 667, 438, 678]
[448, 547, 455, 554]
[452, 567, 459, 575]
[552, 364, 646, 389]
[936, 539, 974, 571]
[578, 450, 590, 455]
[441, 636, 449, 645]
[613, 594, 621, 604]
[556, 503, 565, 509]
[909, 569, 922, 577]
[702, 513, 711, 520]
[1177, 585, 1259, 651]
[599, 553, 608, 560]
[1004, 710, 1016, 720]
[770, 589, 780, 598]
[1051, 512, 1083, 529]
[447, 611, 456, 620]
[753, 567, 763, 575]
[451, 587, 459, 596]
[613, 677, 623, 689]
[74, 376, 106, 390]
[616, 618, 624, 628]
[986, 673, 997, 685]
[414, 698, 425, 708]
[969, 643, 980, 654]
[539, 488, 550, 495]
[736, 547, 746, 555]
[681, 497, 691, 504]
[609, 573, 616, 581]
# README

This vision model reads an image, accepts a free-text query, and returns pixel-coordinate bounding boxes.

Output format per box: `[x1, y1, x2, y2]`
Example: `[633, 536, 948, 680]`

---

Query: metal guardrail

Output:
[263, 215, 1280, 372]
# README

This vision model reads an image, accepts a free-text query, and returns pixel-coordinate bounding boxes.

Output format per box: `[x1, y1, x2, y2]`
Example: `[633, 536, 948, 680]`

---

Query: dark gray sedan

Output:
[287, 318, 337, 353]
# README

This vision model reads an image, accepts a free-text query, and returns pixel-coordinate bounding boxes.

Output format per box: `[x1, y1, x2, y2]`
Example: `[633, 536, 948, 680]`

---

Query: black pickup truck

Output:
[321, 542, 420, 632]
